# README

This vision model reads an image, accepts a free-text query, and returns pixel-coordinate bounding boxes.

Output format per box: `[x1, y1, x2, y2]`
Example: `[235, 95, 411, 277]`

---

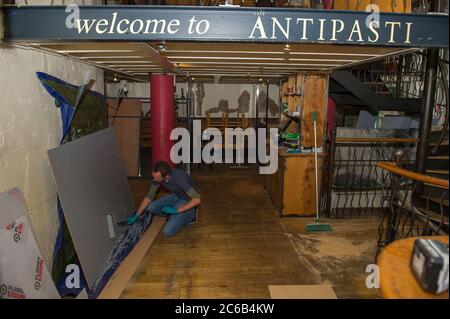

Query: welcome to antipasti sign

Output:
[3, 6, 449, 48]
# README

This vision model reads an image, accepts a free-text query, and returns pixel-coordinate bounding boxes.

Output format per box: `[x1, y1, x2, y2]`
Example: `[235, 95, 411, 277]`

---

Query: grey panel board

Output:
[381, 116, 416, 129]
[356, 111, 377, 129]
[47, 128, 135, 288]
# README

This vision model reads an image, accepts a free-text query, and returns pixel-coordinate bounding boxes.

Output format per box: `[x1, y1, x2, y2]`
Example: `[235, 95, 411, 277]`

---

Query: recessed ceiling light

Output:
[166, 50, 282, 55]
[178, 61, 341, 66]
[96, 61, 154, 64]
[167, 56, 284, 61]
[290, 52, 381, 57]
[289, 58, 358, 62]
[57, 50, 135, 53]
[79, 56, 144, 59]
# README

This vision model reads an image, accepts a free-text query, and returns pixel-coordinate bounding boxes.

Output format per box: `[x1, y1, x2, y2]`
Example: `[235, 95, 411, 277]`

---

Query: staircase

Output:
[330, 70, 423, 115]
[413, 126, 450, 234]
[330, 52, 426, 116]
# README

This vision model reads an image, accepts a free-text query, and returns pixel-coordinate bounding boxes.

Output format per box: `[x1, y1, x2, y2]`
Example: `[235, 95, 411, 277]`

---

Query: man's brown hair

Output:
[153, 161, 172, 178]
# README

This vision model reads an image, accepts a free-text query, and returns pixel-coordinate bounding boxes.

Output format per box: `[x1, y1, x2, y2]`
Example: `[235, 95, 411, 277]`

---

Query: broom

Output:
[306, 111, 332, 232]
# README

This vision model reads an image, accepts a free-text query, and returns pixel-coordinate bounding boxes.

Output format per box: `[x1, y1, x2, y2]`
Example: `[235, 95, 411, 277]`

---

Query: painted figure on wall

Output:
[206, 99, 229, 115]
[229, 90, 251, 114]
[195, 83, 205, 116]
[258, 90, 279, 117]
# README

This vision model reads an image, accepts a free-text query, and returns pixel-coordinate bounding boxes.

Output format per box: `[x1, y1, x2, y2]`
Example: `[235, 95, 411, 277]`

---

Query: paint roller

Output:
[106, 213, 116, 239]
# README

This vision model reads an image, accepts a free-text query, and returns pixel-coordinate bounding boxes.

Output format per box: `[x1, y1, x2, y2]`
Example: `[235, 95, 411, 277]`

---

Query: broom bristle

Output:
[306, 223, 332, 232]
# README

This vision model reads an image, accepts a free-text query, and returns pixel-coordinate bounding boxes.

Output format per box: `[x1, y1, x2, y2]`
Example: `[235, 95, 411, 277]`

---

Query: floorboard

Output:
[122, 166, 380, 299]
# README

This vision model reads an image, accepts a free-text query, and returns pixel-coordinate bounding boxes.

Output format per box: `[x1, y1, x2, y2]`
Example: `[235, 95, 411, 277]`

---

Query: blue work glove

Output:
[126, 212, 139, 225]
[161, 206, 178, 215]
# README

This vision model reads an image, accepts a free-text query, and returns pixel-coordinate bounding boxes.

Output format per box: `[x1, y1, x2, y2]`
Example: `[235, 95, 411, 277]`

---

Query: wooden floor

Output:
[122, 166, 380, 299]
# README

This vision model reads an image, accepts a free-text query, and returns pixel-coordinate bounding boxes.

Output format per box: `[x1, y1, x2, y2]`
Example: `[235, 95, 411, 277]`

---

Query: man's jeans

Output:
[145, 193, 196, 237]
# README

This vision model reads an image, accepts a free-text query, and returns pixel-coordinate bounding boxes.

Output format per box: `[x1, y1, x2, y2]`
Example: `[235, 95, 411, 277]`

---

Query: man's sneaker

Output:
[190, 209, 198, 225]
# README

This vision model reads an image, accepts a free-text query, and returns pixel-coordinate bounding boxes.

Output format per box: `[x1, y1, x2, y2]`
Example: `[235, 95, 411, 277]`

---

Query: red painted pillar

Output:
[150, 74, 175, 168]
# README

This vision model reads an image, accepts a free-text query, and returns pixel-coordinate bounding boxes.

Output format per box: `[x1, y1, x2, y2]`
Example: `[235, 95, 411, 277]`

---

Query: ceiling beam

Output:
[131, 42, 178, 74]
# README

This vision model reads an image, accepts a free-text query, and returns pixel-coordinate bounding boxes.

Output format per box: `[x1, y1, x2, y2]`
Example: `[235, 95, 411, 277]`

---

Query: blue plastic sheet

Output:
[88, 212, 155, 298]
[36, 72, 76, 141]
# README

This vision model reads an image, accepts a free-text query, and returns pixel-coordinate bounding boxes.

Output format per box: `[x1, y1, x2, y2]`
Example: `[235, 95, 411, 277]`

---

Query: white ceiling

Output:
[27, 41, 416, 83]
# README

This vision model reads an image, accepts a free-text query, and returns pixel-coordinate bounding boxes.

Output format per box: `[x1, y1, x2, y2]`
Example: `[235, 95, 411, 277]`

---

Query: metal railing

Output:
[321, 135, 418, 219]
[431, 57, 449, 153]
[350, 52, 426, 99]
[376, 160, 449, 258]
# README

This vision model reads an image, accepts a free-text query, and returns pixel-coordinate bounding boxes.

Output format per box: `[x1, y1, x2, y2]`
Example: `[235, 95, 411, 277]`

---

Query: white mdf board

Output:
[47, 128, 135, 288]
[0, 188, 28, 227]
[0, 188, 59, 299]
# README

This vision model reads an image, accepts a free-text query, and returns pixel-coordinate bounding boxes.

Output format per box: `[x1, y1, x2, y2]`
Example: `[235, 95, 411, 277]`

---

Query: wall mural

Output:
[177, 83, 280, 118]
[258, 90, 279, 117]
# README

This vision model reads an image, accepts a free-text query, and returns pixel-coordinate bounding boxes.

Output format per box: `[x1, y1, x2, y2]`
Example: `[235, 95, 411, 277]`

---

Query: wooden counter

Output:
[264, 148, 324, 217]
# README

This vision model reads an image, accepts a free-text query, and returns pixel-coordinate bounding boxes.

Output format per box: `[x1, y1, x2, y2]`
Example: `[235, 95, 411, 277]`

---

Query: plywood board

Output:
[283, 155, 323, 216]
[269, 285, 337, 299]
[47, 128, 135, 288]
[301, 74, 328, 148]
[333, 0, 348, 10]
[98, 216, 165, 299]
[107, 99, 141, 177]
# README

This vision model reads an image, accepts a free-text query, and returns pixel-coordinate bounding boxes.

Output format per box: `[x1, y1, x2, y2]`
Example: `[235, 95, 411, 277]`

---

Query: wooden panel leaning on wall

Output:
[265, 152, 324, 217]
[301, 73, 329, 149]
[107, 99, 141, 177]
[282, 154, 324, 216]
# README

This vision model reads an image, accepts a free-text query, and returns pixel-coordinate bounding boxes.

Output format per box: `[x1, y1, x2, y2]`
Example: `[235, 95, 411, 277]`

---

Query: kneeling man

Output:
[129, 161, 201, 237]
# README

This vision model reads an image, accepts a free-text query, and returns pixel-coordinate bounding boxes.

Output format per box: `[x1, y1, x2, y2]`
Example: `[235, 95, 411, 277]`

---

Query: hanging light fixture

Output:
[158, 41, 166, 52]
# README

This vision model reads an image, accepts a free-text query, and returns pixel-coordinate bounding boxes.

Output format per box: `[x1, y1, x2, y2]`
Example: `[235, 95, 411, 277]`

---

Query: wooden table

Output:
[378, 236, 449, 299]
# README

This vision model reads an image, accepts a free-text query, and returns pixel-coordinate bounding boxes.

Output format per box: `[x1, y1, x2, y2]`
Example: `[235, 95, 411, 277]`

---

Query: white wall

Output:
[106, 81, 280, 118]
[107, 82, 150, 100]
[0, 45, 104, 270]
